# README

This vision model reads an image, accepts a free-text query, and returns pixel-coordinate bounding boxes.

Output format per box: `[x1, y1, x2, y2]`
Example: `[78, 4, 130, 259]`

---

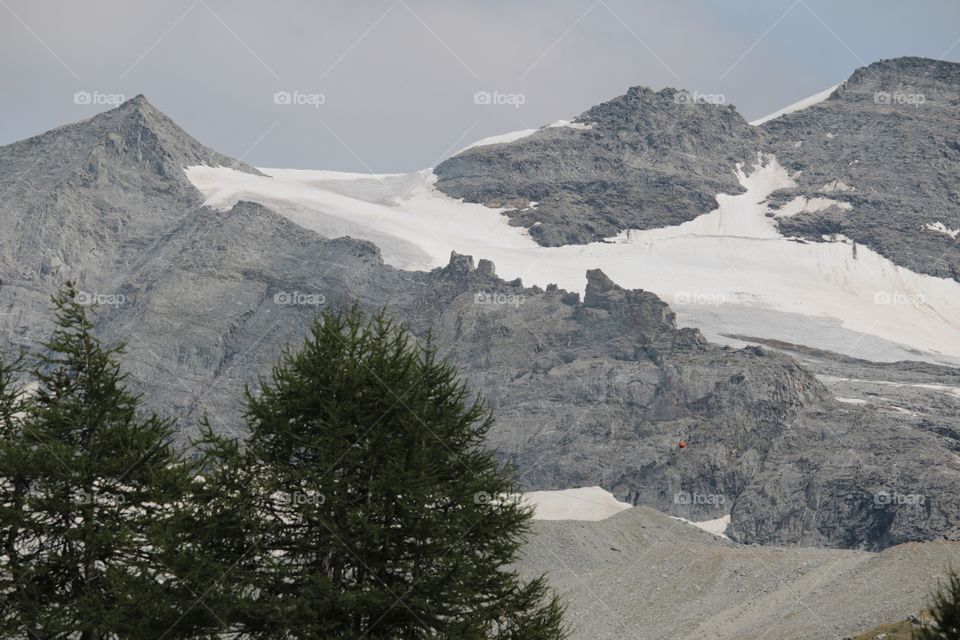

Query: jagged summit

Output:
[761, 56, 960, 281]
[584, 84, 748, 127]
[435, 79, 759, 246]
[0, 94, 259, 185]
[0, 94, 260, 286]
[850, 55, 960, 83]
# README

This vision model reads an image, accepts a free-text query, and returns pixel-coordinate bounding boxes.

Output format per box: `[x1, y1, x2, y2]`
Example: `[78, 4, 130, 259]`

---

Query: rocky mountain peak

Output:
[0, 94, 260, 287]
[760, 55, 960, 282]
[436, 81, 759, 246]
[581, 84, 751, 132]
[825, 56, 960, 109]
[581, 268, 677, 337]
[85, 94, 261, 179]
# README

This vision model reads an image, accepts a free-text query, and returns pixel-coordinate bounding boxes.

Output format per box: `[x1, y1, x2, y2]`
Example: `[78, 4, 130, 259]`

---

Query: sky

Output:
[2, 0, 960, 172]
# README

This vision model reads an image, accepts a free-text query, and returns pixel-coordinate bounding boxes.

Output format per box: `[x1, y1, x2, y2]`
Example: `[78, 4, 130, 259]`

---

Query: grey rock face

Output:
[1, 95, 959, 551]
[435, 87, 760, 245]
[415, 259, 960, 550]
[436, 57, 960, 283]
[761, 57, 960, 280]
[0, 95, 259, 303]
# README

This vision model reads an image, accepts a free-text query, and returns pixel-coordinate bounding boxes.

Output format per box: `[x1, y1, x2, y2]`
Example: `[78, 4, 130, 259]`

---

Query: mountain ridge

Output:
[0, 57, 959, 552]
[436, 55, 960, 284]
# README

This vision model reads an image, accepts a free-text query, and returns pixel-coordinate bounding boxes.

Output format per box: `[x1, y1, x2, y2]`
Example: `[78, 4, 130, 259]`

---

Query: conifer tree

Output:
[0, 283, 203, 639]
[0, 349, 33, 638]
[199, 305, 566, 639]
[915, 570, 960, 639]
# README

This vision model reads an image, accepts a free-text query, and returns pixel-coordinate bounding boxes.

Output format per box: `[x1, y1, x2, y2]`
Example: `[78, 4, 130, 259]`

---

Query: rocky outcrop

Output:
[761, 57, 960, 281]
[435, 86, 760, 245]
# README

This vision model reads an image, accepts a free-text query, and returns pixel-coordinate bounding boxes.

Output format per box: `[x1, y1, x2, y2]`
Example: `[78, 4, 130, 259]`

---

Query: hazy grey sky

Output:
[3, 0, 959, 171]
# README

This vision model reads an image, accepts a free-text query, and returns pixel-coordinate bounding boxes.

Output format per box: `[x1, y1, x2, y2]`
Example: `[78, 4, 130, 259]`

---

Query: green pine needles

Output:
[915, 570, 960, 639]
[0, 286, 566, 640]
[0, 283, 203, 639]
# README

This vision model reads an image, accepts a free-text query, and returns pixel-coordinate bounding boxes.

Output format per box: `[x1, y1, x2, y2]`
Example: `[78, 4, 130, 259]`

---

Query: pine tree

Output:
[0, 283, 205, 639]
[915, 570, 960, 639]
[0, 348, 33, 638]
[199, 305, 566, 639]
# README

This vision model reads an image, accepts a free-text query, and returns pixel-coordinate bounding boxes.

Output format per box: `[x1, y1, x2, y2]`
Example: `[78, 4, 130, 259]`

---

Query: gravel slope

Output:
[520, 507, 959, 640]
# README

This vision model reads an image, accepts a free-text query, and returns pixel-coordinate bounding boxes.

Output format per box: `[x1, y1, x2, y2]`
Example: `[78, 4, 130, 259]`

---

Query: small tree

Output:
[915, 570, 960, 639]
[0, 283, 203, 639]
[199, 306, 566, 639]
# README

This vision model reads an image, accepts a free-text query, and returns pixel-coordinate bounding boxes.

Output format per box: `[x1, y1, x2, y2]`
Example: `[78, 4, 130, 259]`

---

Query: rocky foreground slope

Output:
[518, 506, 960, 640]
[0, 86, 958, 552]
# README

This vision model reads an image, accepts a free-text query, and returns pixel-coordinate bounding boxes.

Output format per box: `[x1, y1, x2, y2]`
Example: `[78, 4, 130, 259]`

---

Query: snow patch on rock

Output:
[547, 119, 595, 130]
[820, 179, 855, 193]
[750, 84, 840, 126]
[459, 129, 538, 152]
[186, 155, 960, 363]
[523, 487, 632, 521]
[670, 514, 731, 539]
[773, 195, 852, 218]
[924, 222, 960, 239]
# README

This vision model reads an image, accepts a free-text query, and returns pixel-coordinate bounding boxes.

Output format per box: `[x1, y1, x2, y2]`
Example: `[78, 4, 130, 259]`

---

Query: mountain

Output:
[762, 57, 960, 281]
[436, 86, 760, 246]
[1, 61, 959, 556]
[436, 57, 960, 284]
[0, 94, 257, 277]
[428, 57, 960, 366]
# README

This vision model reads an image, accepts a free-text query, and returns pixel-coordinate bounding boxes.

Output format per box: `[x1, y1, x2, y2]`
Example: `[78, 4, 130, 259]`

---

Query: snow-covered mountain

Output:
[2, 58, 960, 557]
[188, 60, 960, 365]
